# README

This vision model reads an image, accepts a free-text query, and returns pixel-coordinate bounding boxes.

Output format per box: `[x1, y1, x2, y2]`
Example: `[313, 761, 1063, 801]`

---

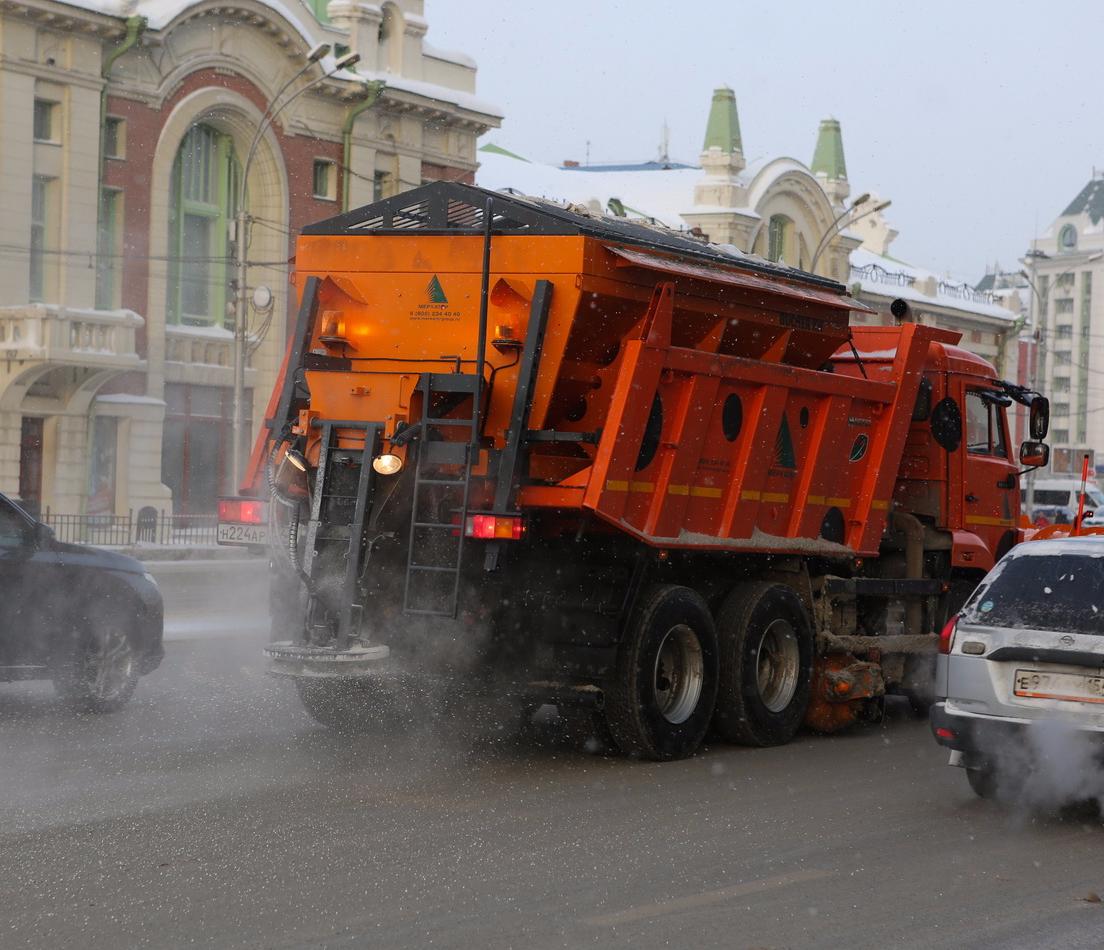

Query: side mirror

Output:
[1029, 395, 1050, 441]
[34, 522, 55, 546]
[1020, 440, 1050, 468]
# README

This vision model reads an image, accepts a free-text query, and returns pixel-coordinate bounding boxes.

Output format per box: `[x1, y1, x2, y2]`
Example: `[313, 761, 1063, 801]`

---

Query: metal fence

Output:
[42, 508, 219, 547]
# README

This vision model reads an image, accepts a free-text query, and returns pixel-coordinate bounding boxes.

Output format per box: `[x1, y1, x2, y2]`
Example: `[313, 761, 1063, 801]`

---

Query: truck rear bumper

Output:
[264, 641, 391, 678]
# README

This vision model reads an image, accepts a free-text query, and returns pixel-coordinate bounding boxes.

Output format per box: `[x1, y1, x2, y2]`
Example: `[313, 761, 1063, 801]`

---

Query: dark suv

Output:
[0, 493, 163, 712]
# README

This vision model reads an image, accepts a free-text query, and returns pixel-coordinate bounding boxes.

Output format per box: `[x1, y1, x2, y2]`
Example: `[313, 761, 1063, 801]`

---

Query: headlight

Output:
[142, 571, 157, 586]
[372, 454, 403, 476]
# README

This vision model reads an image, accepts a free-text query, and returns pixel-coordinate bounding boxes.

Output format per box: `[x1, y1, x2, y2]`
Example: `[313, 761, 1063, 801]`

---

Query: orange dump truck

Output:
[219, 182, 1051, 760]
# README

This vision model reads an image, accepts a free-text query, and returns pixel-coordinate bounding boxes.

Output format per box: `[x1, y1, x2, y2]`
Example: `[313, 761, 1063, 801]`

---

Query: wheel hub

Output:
[652, 624, 704, 724]
[756, 619, 800, 713]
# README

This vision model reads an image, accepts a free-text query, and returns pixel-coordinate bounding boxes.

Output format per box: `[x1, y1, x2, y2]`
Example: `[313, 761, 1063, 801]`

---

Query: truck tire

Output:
[603, 585, 719, 761]
[713, 582, 813, 747]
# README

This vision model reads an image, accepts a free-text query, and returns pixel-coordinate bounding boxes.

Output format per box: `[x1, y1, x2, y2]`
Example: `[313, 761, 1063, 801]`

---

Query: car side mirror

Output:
[1029, 396, 1050, 441]
[34, 522, 55, 546]
[1020, 440, 1050, 468]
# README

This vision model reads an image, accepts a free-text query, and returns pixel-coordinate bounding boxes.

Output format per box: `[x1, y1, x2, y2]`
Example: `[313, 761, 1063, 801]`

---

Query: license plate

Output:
[217, 522, 269, 546]
[1014, 668, 1104, 704]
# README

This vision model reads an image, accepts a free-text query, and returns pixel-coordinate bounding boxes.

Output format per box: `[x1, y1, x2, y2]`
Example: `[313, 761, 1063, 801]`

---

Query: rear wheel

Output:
[713, 582, 813, 746]
[602, 585, 719, 761]
[53, 612, 139, 714]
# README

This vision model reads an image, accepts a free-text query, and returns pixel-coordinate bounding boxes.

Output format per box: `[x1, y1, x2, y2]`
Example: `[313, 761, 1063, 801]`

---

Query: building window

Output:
[1052, 376, 1071, 393]
[162, 384, 251, 514]
[1059, 224, 1077, 251]
[373, 169, 393, 202]
[103, 117, 125, 159]
[1056, 324, 1073, 339]
[379, 3, 403, 73]
[1055, 298, 1074, 314]
[33, 99, 57, 142]
[87, 416, 118, 516]
[1053, 429, 1070, 444]
[95, 189, 122, 310]
[1054, 402, 1070, 418]
[767, 214, 792, 264]
[29, 176, 57, 302]
[167, 124, 240, 326]
[312, 159, 336, 200]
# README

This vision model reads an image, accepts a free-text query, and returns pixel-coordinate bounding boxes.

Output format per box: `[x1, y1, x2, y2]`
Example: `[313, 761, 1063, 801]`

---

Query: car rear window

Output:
[961, 552, 1104, 635]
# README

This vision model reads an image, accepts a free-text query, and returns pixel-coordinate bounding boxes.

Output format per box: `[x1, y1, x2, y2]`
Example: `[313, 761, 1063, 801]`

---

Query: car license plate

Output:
[217, 522, 269, 546]
[1014, 669, 1104, 704]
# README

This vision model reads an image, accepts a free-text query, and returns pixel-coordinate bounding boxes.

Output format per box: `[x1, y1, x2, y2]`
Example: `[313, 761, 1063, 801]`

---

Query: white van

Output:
[1022, 477, 1104, 525]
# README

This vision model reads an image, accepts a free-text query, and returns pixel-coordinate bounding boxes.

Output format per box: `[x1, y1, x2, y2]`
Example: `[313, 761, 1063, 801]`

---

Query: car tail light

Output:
[938, 615, 959, 655]
[219, 497, 267, 524]
[464, 514, 525, 540]
[934, 726, 956, 740]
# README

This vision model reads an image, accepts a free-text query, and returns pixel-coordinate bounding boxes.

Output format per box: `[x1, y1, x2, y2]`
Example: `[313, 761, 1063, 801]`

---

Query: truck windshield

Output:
[961, 552, 1104, 635]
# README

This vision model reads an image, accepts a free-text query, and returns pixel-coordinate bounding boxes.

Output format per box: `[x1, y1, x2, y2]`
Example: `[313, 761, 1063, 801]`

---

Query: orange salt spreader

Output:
[219, 182, 1050, 760]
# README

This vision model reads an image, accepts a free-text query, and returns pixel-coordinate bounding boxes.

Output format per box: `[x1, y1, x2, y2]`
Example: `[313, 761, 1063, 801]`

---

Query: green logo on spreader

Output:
[427, 275, 448, 304]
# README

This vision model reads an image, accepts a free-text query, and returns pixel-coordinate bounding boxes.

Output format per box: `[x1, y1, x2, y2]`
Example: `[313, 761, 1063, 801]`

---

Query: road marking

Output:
[583, 867, 833, 927]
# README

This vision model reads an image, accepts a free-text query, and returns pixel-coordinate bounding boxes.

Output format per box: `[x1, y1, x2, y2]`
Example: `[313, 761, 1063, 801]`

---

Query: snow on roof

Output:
[850, 247, 1016, 322]
[476, 149, 701, 230]
[53, 0, 503, 119]
[422, 40, 477, 70]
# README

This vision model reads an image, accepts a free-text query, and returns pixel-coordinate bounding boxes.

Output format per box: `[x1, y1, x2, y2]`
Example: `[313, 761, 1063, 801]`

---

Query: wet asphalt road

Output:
[3, 562, 1104, 949]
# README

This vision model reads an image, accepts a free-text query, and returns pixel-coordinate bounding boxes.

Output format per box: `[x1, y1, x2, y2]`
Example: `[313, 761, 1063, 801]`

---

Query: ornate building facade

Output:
[0, 0, 500, 516]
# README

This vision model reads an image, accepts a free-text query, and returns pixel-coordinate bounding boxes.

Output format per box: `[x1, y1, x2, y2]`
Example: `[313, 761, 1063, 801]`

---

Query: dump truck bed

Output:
[251, 183, 949, 561]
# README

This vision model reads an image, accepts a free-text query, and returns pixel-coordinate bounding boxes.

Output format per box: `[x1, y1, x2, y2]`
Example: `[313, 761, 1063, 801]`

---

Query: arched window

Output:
[1059, 223, 1078, 252]
[379, 3, 403, 73]
[167, 124, 240, 326]
[767, 214, 792, 264]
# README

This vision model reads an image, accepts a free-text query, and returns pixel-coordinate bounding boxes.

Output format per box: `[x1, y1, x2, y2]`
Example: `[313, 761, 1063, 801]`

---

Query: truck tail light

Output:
[219, 497, 267, 524]
[464, 515, 525, 540]
[939, 615, 959, 655]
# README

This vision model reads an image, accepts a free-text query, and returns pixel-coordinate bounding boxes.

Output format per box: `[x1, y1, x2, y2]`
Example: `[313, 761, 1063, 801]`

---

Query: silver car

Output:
[930, 537, 1104, 800]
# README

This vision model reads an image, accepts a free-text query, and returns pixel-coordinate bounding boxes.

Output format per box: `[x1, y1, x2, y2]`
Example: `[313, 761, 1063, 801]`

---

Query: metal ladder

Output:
[402, 373, 481, 617]
[302, 419, 380, 647]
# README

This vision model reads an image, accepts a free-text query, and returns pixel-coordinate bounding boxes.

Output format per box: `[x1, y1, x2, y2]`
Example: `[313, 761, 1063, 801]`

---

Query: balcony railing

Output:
[0, 304, 143, 369]
[165, 323, 254, 369]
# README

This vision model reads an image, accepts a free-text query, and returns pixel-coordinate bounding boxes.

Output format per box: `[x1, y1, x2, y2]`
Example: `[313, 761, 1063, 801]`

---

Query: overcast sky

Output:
[429, 0, 1104, 283]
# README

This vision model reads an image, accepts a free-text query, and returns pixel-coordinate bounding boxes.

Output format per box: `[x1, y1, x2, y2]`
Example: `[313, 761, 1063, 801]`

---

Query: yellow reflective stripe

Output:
[604, 480, 654, 493]
[872, 500, 889, 510]
[667, 484, 689, 496]
[690, 486, 723, 498]
[741, 490, 761, 501]
[965, 515, 1015, 527]
[827, 497, 851, 508]
[762, 492, 789, 503]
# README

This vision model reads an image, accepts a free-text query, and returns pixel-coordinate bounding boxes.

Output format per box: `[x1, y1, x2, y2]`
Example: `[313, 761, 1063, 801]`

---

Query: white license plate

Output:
[217, 522, 269, 546]
[1014, 668, 1104, 704]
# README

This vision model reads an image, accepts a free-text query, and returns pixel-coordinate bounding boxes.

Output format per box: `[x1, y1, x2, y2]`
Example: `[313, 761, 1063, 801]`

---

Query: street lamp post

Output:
[809, 196, 891, 274]
[230, 49, 361, 490]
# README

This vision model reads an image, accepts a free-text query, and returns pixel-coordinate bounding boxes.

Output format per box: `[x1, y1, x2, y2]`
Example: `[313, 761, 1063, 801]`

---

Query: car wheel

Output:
[713, 582, 814, 747]
[53, 615, 139, 714]
[602, 585, 719, 761]
[966, 765, 997, 799]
